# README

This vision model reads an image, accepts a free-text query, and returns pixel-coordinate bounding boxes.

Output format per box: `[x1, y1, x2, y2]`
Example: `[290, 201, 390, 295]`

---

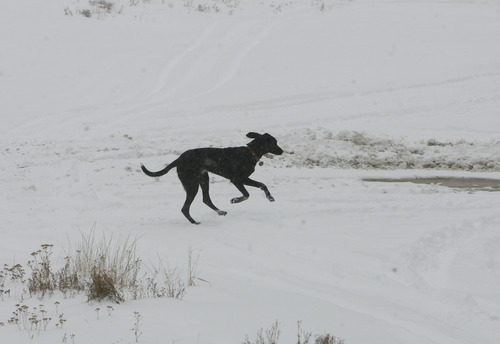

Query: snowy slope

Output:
[1, 0, 500, 343]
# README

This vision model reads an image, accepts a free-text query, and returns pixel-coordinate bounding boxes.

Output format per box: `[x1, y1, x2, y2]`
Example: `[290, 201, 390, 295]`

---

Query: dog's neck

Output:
[247, 146, 260, 162]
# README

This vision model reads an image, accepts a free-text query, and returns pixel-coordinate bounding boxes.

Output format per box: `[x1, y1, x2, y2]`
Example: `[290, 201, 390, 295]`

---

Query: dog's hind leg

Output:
[230, 180, 250, 204]
[180, 181, 200, 225]
[199, 172, 227, 216]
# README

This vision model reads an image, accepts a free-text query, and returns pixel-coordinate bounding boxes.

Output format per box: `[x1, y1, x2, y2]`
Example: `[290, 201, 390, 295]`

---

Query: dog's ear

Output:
[246, 132, 262, 139]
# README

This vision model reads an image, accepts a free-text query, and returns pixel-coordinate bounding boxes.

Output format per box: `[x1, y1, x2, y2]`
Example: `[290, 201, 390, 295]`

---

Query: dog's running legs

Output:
[231, 178, 275, 203]
[244, 178, 275, 202]
[181, 181, 200, 225]
[200, 172, 227, 216]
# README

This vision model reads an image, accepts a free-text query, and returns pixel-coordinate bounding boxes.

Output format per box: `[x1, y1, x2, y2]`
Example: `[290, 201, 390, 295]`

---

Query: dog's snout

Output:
[274, 146, 284, 155]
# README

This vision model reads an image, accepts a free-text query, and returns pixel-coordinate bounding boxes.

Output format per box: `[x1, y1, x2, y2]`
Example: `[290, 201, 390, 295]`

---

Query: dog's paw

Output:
[267, 196, 275, 202]
[217, 210, 227, 216]
[231, 196, 248, 204]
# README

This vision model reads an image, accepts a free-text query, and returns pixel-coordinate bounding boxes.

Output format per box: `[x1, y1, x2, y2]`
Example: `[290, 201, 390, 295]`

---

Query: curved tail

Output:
[141, 159, 178, 178]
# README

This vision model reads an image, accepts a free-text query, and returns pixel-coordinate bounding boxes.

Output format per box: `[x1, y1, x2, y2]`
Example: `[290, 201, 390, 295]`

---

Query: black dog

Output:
[141, 132, 283, 224]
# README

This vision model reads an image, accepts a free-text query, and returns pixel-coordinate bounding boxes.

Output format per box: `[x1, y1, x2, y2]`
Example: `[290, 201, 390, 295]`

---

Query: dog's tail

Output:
[141, 159, 178, 178]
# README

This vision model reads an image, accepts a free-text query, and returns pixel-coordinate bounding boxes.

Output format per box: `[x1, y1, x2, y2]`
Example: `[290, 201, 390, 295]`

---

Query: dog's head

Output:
[246, 132, 283, 155]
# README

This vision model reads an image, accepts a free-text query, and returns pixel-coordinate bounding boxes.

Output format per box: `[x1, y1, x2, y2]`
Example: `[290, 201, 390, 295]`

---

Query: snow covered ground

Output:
[1, 0, 500, 343]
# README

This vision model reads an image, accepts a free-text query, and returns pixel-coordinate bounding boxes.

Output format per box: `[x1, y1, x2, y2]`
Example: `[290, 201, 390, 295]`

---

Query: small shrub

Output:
[315, 334, 345, 344]
[90, 0, 114, 12]
[1, 263, 25, 300]
[9, 303, 52, 336]
[243, 321, 345, 344]
[80, 9, 92, 18]
[58, 256, 85, 297]
[131, 311, 142, 343]
[27, 245, 57, 297]
[2, 263, 25, 282]
[243, 320, 280, 344]
[88, 266, 124, 303]
[297, 320, 312, 344]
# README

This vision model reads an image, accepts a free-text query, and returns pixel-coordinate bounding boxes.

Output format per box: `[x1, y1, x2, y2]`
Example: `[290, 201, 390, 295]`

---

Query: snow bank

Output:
[275, 128, 500, 171]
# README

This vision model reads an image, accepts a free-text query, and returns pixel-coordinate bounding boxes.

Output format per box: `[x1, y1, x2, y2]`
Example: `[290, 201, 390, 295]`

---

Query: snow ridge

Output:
[274, 128, 500, 171]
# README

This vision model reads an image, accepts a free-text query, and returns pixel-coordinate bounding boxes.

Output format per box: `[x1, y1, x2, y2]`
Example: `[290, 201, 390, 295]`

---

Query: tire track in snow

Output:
[202, 72, 500, 114]
[109, 18, 279, 125]
[180, 18, 281, 102]
[148, 21, 219, 99]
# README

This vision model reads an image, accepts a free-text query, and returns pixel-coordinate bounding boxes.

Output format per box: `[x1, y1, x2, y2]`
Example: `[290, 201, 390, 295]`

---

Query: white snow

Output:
[1, 0, 500, 343]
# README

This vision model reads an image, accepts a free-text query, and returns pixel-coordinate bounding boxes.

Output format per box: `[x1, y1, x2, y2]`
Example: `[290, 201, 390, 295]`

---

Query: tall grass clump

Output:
[23, 229, 140, 302]
[65, 229, 140, 302]
[19, 228, 194, 302]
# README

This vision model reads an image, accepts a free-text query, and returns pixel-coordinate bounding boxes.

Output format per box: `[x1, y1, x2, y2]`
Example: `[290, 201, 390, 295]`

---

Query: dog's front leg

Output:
[244, 178, 275, 202]
[230, 178, 275, 203]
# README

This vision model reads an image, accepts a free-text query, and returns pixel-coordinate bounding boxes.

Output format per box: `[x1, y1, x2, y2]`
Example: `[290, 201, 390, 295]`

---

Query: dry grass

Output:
[243, 321, 345, 344]
[65, 228, 140, 301]
[18, 228, 193, 302]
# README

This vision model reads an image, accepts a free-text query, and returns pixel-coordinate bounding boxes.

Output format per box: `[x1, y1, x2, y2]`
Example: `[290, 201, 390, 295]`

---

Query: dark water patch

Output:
[363, 177, 500, 192]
